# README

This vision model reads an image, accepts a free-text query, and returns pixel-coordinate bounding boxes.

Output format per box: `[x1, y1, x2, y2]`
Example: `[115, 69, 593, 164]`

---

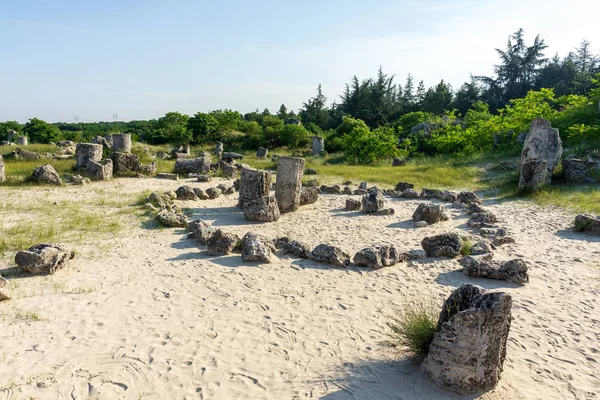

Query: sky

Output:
[0, 0, 598, 123]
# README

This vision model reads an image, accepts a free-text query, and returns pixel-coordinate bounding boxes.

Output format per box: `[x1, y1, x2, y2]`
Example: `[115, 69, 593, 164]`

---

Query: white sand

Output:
[1, 177, 599, 399]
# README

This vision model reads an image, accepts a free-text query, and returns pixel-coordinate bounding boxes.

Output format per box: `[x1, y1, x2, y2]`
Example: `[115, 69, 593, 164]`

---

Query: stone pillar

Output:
[312, 136, 324, 156]
[518, 159, 547, 192]
[0, 155, 5, 183]
[7, 130, 17, 142]
[16, 136, 28, 146]
[86, 159, 113, 181]
[237, 166, 272, 209]
[275, 156, 305, 213]
[112, 133, 132, 153]
[215, 142, 223, 156]
[75, 143, 103, 169]
[256, 147, 268, 159]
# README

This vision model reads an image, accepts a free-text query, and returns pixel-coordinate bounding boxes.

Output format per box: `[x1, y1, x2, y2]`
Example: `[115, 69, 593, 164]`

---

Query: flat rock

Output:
[15, 244, 75, 274]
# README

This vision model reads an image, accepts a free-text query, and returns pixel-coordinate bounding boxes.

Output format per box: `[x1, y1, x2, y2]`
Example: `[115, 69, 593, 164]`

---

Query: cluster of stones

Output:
[173, 182, 236, 203]
[145, 191, 188, 227]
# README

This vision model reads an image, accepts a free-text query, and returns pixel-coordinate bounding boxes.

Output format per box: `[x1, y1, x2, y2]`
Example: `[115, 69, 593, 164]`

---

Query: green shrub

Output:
[460, 237, 474, 255]
[385, 303, 438, 357]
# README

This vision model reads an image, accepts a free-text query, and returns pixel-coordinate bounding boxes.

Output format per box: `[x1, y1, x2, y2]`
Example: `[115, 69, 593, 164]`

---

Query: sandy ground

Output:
[0, 177, 599, 400]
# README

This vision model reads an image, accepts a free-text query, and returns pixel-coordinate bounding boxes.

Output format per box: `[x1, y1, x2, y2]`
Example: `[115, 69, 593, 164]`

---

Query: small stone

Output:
[176, 185, 199, 201]
[412, 203, 449, 224]
[421, 233, 462, 258]
[283, 240, 311, 259]
[308, 244, 351, 267]
[206, 187, 222, 199]
[300, 187, 319, 206]
[207, 229, 240, 255]
[15, 244, 75, 274]
[157, 210, 188, 227]
[244, 196, 280, 222]
[241, 232, 275, 263]
[414, 221, 428, 228]
[345, 198, 361, 211]
[353, 244, 405, 269]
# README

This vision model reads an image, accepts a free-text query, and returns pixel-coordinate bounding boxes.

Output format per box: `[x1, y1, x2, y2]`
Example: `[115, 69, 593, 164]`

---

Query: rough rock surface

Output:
[86, 159, 113, 181]
[241, 233, 276, 263]
[575, 214, 600, 234]
[353, 244, 405, 269]
[376, 208, 395, 216]
[361, 189, 385, 213]
[420, 188, 444, 199]
[187, 220, 215, 244]
[196, 174, 211, 182]
[521, 118, 563, 174]
[174, 156, 212, 175]
[111, 133, 132, 153]
[157, 210, 188, 227]
[15, 244, 75, 274]
[238, 167, 272, 208]
[460, 257, 529, 284]
[422, 284, 512, 394]
[193, 188, 209, 200]
[244, 196, 281, 222]
[75, 143, 103, 169]
[275, 156, 305, 213]
[146, 192, 174, 210]
[470, 240, 494, 256]
[207, 229, 240, 255]
[256, 147, 268, 159]
[31, 164, 62, 186]
[0, 155, 5, 183]
[176, 185, 199, 201]
[412, 203, 449, 224]
[321, 185, 343, 194]
[299, 187, 319, 206]
[458, 191, 481, 205]
[283, 240, 311, 259]
[421, 233, 462, 258]
[0, 275, 10, 301]
[308, 244, 351, 267]
[563, 158, 594, 183]
[395, 181, 414, 192]
[205, 187, 222, 199]
[111, 152, 142, 175]
[157, 173, 179, 180]
[345, 198, 361, 211]
[468, 211, 498, 227]
[10, 148, 41, 160]
[312, 136, 324, 155]
[519, 159, 548, 192]
[401, 189, 420, 198]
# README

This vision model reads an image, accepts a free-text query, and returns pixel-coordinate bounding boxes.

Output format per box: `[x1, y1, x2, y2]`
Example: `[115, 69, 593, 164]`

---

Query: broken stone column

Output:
[275, 156, 305, 213]
[520, 118, 562, 183]
[518, 159, 547, 192]
[237, 166, 272, 209]
[215, 142, 223, 156]
[421, 284, 512, 394]
[75, 143, 103, 169]
[0, 155, 5, 183]
[174, 156, 211, 175]
[16, 136, 28, 146]
[111, 133, 132, 153]
[312, 136, 324, 156]
[256, 147, 268, 159]
[111, 152, 142, 174]
[86, 159, 113, 181]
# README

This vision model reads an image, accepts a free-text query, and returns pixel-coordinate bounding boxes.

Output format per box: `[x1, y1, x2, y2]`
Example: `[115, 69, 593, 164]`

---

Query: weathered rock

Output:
[0, 155, 5, 183]
[401, 189, 420, 198]
[157, 173, 179, 180]
[458, 191, 481, 205]
[176, 185, 198, 201]
[376, 208, 395, 216]
[406, 249, 426, 260]
[157, 210, 188, 227]
[345, 198, 361, 211]
[321, 185, 343, 194]
[206, 187, 222, 199]
[412, 203, 449, 224]
[468, 211, 498, 227]
[187, 220, 215, 244]
[361, 189, 385, 213]
[521, 118, 562, 174]
[139, 161, 157, 176]
[421, 233, 462, 258]
[304, 179, 318, 187]
[395, 182, 414, 192]
[256, 147, 268, 159]
[392, 157, 405, 167]
[479, 227, 507, 237]
[86, 159, 113, 181]
[460, 257, 529, 284]
[196, 174, 211, 182]
[492, 236, 516, 246]
[312, 136, 324, 156]
[273, 237, 290, 249]
[422, 284, 512, 394]
[16, 136, 28, 146]
[111, 152, 141, 174]
[358, 182, 368, 190]
[91, 136, 109, 147]
[238, 167, 272, 208]
[308, 244, 350, 267]
[519, 159, 548, 191]
[10, 148, 40, 160]
[218, 160, 237, 178]
[0, 275, 10, 301]
[353, 244, 405, 269]
[470, 240, 494, 256]
[275, 156, 305, 213]
[241, 232, 276, 263]
[304, 168, 318, 175]
[15, 244, 75, 274]
[299, 187, 319, 206]
[111, 133, 132, 153]
[215, 142, 223, 156]
[75, 143, 103, 169]
[206, 229, 240, 255]
[575, 214, 600, 234]
[146, 192, 174, 210]
[342, 186, 353, 195]
[414, 221, 428, 228]
[442, 190, 458, 202]
[467, 203, 485, 214]
[193, 188, 209, 200]
[353, 189, 368, 195]
[244, 195, 280, 222]
[283, 240, 311, 259]
[420, 188, 444, 199]
[31, 164, 62, 186]
[66, 174, 90, 185]
[563, 158, 595, 183]
[222, 152, 243, 160]
[174, 156, 212, 175]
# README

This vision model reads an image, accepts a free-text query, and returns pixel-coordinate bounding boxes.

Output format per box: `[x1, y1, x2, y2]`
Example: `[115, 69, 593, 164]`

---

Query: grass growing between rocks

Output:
[0, 158, 76, 186]
[385, 302, 438, 357]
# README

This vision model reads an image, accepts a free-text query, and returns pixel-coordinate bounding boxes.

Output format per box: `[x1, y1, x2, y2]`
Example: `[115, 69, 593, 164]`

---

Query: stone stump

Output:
[215, 142, 223, 156]
[256, 147, 268, 159]
[275, 156, 305, 213]
[312, 136, 324, 156]
[518, 159, 547, 192]
[0, 155, 5, 183]
[16, 136, 28, 146]
[520, 118, 562, 185]
[422, 284, 512, 394]
[75, 143, 103, 169]
[86, 159, 113, 181]
[237, 166, 272, 209]
[112, 133, 132, 153]
[111, 152, 142, 174]
[174, 156, 211, 175]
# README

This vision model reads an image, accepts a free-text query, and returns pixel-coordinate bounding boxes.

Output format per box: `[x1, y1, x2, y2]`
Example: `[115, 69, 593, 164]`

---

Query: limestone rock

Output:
[10, 148, 40, 160]
[241, 232, 276, 263]
[470, 240, 494, 256]
[304, 168, 318, 175]
[31, 164, 62, 186]
[146, 192, 174, 210]
[575, 214, 600, 234]
[353, 244, 405, 269]
[111, 133, 132, 153]
[519, 159, 548, 191]
[312, 136, 324, 155]
[421, 233, 462, 258]
[459, 257, 529, 284]
[395, 181, 414, 192]
[273, 237, 290, 249]
[275, 156, 305, 213]
[238, 167, 272, 208]
[321, 185, 343, 194]
[345, 198, 361, 211]
[442, 190, 458, 202]
[342, 186, 353, 195]
[563, 158, 594, 183]
[358, 182, 368, 190]
[420, 188, 444, 199]
[15, 244, 75, 274]
[176, 185, 199, 201]
[244, 195, 280, 222]
[75, 143, 103, 169]
[283, 240, 311, 259]
[0, 155, 5, 183]
[207, 229, 240, 255]
[422, 284, 512, 394]
[156, 173, 178, 180]
[157, 210, 188, 227]
[86, 159, 113, 181]
[222, 152, 243, 160]
[206, 187, 222, 199]
[412, 203, 449, 224]
[457, 191, 481, 205]
[392, 157, 405, 167]
[66, 174, 90, 185]
[187, 220, 215, 244]
[521, 118, 562, 174]
[401, 189, 420, 198]
[406, 249, 426, 260]
[299, 187, 318, 206]
[196, 174, 211, 182]
[256, 147, 268, 159]
[193, 188, 209, 200]
[376, 208, 395, 216]
[111, 152, 142, 175]
[174, 156, 212, 175]
[361, 189, 385, 213]
[468, 211, 498, 227]
[0, 275, 10, 301]
[308, 244, 351, 267]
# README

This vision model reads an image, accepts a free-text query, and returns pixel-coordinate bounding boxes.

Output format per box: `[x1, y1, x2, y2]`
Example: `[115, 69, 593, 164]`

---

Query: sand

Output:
[1, 177, 599, 399]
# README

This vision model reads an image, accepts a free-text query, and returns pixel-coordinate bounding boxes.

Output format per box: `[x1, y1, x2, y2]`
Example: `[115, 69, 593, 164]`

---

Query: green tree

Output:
[421, 80, 453, 115]
[0, 120, 22, 141]
[280, 124, 309, 148]
[340, 116, 398, 164]
[23, 118, 60, 143]
[277, 104, 288, 120]
[300, 84, 330, 130]
[188, 112, 218, 144]
[155, 112, 191, 145]
[209, 109, 242, 134]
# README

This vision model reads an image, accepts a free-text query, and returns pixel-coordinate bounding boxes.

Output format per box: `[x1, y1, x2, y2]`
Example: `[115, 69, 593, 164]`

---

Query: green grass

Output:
[385, 303, 438, 357]
[1, 158, 76, 186]
[460, 237, 475, 256]
[526, 185, 600, 214]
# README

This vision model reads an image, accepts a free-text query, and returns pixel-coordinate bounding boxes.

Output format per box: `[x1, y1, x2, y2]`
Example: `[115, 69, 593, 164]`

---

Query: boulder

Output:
[86, 159, 113, 181]
[457, 191, 481, 205]
[312, 136, 324, 156]
[321, 185, 343, 194]
[406, 249, 426, 260]
[111, 133, 132, 153]
[353, 244, 405, 269]
[16, 136, 28, 146]
[412, 203, 449, 224]
[345, 198, 361, 211]
[0, 155, 5, 183]
[244, 195, 280, 222]
[395, 182, 414, 192]
[218, 160, 238, 178]
[420, 188, 444, 199]
[196, 174, 211, 182]
[468, 211, 498, 227]
[377, 207, 395, 216]
[75, 143, 103, 169]
[15, 244, 75, 274]
[563, 158, 594, 183]
[215, 142, 223, 156]
[521, 118, 562, 175]
[193, 188, 209, 200]
[342, 186, 353, 195]
[470, 240, 494, 256]
[459, 257, 529, 284]
[273, 237, 290, 249]
[156, 173, 179, 180]
[157, 210, 188, 227]
[139, 161, 157, 176]
[519, 159, 548, 191]
[256, 147, 268, 159]
[400, 189, 420, 198]
[358, 182, 368, 190]
[421, 233, 462, 258]
[206, 229, 240, 255]
[222, 152, 243, 160]
[275, 156, 305, 213]
[467, 203, 485, 214]
[238, 167, 272, 208]
[353, 189, 368, 195]
[146, 192, 174, 210]
[176, 185, 199, 201]
[241, 232, 276, 263]
[392, 157, 405, 167]
[91, 136, 109, 147]
[299, 187, 319, 206]
[308, 244, 351, 267]
[187, 220, 215, 244]
[283, 240, 311, 259]
[10, 148, 40, 160]
[0, 275, 10, 301]
[492, 237, 516, 246]
[575, 214, 600, 234]
[206, 187, 222, 199]
[30, 164, 62, 186]
[66, 174, 90, 185]
[361, 189, 385, 213]
[304, 168, 318, 175]
[111, 152, 142, 175]
[174, 156, 212, 175]
[422, 284, 512, 394]
[442, 190, 458, 202]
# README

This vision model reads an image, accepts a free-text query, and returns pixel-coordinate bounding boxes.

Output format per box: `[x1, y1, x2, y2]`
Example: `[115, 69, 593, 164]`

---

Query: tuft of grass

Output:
[460, 237, 474, 256]
[385, 303, 438, 357]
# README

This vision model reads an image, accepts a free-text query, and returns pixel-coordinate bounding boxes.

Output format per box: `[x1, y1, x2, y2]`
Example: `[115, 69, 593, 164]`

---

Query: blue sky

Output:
[0, 0, 598, 122]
